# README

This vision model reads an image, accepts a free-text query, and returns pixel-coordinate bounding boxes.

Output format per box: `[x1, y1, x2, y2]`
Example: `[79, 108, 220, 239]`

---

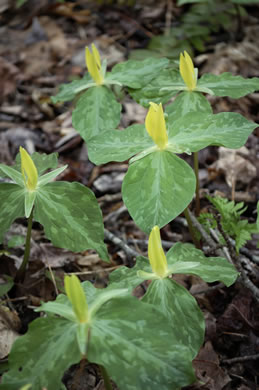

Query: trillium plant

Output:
[0, 45, 258, 389]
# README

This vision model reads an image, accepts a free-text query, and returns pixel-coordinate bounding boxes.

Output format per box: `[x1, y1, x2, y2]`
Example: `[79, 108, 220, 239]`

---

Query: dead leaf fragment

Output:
[209, 146, 257, 189]
[193, 341, 231, 390]
[0, 306, 20, 359]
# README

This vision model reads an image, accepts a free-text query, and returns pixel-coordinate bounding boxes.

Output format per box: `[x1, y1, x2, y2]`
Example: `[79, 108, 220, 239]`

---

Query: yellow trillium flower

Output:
[85, 43, 104, 85]
[145, 102, 168, 150]
[148, 226, 168, 278]
[20, 147, 38, 191]
[179, 51, 197, 91]
[64, 274, 88, 323]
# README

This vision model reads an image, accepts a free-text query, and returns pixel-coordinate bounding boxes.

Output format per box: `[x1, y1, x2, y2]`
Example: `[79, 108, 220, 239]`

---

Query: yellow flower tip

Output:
[179, 51, 197, 91]
[148, 226, 168, 278]
[64, 275, 88, 323]
[85, 44, 104, 85]
[19, 146, 38, 191]
[145, 102, 168, 150]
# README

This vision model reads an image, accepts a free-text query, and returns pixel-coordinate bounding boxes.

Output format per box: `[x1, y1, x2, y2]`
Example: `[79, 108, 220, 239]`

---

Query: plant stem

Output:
[99, 365, 113, 390]
[183, 208, 200, 249]
[193, 151, 200, 216]
[15, 209, 33, 283]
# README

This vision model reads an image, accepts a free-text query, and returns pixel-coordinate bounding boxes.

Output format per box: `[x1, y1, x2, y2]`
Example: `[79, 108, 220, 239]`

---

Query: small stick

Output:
[212, 209, 259, 304]
[104, 229, 139, 259]
[222, 353, 259, 365]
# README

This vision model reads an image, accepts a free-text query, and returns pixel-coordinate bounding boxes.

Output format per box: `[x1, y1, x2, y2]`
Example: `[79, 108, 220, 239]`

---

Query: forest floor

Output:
[0, 1, 259, 389]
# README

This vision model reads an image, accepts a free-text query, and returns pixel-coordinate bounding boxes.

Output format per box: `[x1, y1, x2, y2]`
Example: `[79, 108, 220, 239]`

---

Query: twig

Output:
[127, 238, 173, 250]
[188, 210, 225, 258]
[104, 229, 139, 259]
[212, 209, 259, 304]
[103, 205, 128, 223]
[184, 207, 201, 248]
[66, 266, 120, 275]
[222, 353, 259, 365]
[203, 242, 224, 256]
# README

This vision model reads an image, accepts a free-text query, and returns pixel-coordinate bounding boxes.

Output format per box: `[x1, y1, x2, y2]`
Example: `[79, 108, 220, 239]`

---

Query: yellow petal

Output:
[19, 147, 38, 191]
[179, 51, 197, 91]
[85, 45, 103, 85]
[148, 226, 168, 278]
[64, 275, 88, 323]
[145, 102, 168, 149]
[91, 43, 101, 69]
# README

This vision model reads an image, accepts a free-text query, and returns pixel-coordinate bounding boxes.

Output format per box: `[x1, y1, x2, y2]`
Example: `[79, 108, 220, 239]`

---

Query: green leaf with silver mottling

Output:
[108, 254, 204, 358]
[0, 317, 80, 390]
[34, 182, 109, 261]
[197, 72, 259, 98]
[142, 278, 205, 359]
[107, 57, 170, 89]
[51, 74, 93, 103]
[38, 165, 67, 187]
[37, 294, 76, 322]
[129, 68, 182, 107]
[166, 242, 239, 286]
[72, 86, 121, 142]
[87, 124, 154, 165]
[0, 184, 25, 243]
[14, 152, 59, 176]
[122, 151, 196, 233]
[0, 164, 24, 186]
[24, 191, 36, 218]
[108, 256, 149, 291]
[1, 282, 195, 390]
[165, 90, 212, 120]
[167, 112, 257, 154]
[88, 295, 195, 390]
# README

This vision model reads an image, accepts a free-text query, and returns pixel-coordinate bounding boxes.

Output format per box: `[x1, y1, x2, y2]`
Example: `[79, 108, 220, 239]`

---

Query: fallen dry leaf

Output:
[209, 146, 257, 194]
[193, 341, 231, 390]
[0, 306, 20, 359]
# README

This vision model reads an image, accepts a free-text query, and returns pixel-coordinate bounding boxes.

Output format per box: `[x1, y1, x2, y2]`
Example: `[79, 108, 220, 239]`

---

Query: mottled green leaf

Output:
[108, 256, 149, 290]
[165, 90, 212, 120]
[167, 112, 257, 153]
[0, 165, 24, 186]
[89, 295, 195, 390]
[197, 72, 259, 98]
[0, 184, 25, 243]
[25, 191, 36, 218]
[108, 258, 204, 359]
[0, 317, 80, 390]
[142, 278, 205, 359]
[14, 152, 59, 176]
[34, 182, 109, 261]
[38, 165, 67, 187]
[129, 68, 181, 107]
[122, 151, 196, 233]
[1, 282, 195, 390]
[72, 86, 121, 142]
[167, 242, 239, 286]
[107, 57, 169, 89]
[87, 124, 154, 165]
[51, 74, 93, 103]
